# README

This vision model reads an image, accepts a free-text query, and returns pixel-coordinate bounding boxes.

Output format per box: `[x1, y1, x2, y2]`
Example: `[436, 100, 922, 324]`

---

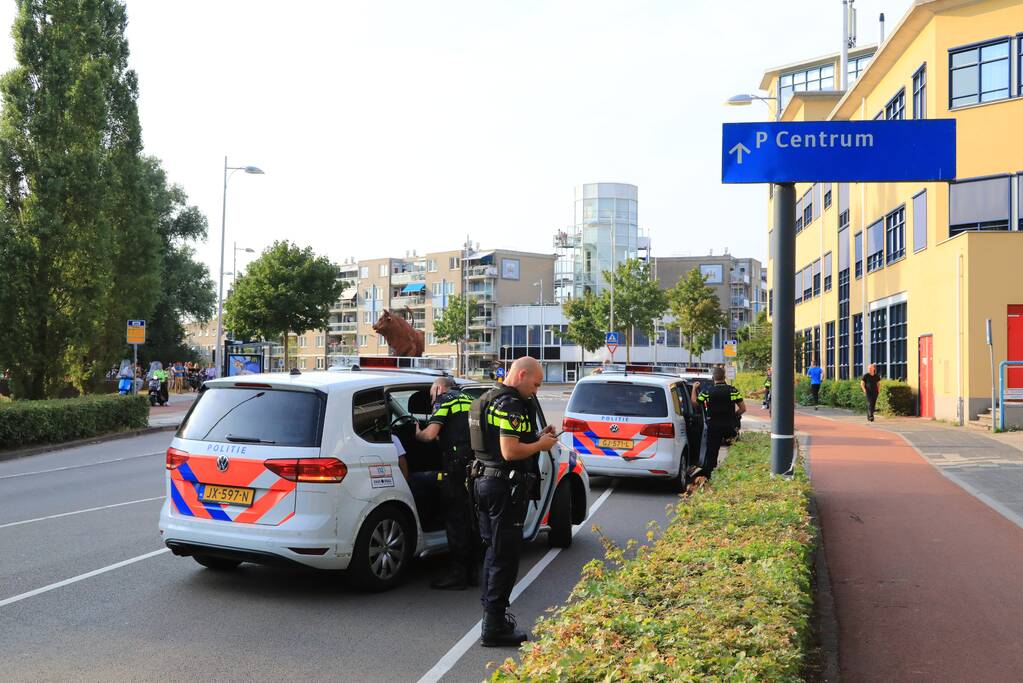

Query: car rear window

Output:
[568, 382, 668, 418]
[179, 387, 325, 447]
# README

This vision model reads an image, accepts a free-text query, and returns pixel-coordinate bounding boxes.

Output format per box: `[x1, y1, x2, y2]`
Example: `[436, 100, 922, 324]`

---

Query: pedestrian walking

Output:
[690, 367, 746, 484]
[468, 356, 557, 647]
[808, 361, 823, 410]
[861, 363, 881, 422]
[415, 376, 477, 590]
[762, 366, 773, 411]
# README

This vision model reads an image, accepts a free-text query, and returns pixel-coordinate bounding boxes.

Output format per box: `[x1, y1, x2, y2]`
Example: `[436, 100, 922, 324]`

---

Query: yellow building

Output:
[762, 0, 1023, 425]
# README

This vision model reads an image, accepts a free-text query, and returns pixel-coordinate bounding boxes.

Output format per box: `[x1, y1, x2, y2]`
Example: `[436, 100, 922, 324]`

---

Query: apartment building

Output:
[654, 254, 766, 340]
[760, 0, 1023, 425]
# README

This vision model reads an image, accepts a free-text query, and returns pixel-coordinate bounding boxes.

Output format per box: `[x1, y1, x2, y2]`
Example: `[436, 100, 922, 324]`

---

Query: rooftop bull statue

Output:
[372, 308, 425, 357]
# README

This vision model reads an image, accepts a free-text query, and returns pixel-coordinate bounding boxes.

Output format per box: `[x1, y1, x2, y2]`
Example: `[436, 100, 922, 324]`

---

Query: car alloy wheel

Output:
[368, 518, 406, 580]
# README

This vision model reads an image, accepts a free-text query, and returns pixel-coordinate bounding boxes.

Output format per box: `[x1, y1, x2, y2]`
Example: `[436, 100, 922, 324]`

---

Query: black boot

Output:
[481, 611, 529, 647]
[430, 566, 467, 590]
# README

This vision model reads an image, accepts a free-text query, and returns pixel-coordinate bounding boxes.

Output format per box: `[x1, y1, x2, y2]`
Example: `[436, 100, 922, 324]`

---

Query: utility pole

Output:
[771, 184, 796, 476]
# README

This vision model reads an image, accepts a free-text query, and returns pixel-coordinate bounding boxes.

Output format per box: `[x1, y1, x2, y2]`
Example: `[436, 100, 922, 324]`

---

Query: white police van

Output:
[159, 369, 589, 591]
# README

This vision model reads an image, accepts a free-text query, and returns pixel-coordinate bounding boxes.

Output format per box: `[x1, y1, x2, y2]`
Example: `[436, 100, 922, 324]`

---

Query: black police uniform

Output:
[470, 385, 538, 644]
[697, 382, 743, 478]
[426, 389, 476, 586]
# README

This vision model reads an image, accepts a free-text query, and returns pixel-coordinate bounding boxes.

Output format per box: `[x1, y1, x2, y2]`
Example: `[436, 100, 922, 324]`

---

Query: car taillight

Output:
[562, 417, 588, 433]
[166, 447, 189, 470]
[640, 423, 675, 438]
[264, 458, 348, 483]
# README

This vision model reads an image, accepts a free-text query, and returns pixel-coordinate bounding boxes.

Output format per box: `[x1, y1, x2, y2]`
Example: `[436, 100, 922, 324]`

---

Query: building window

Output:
[913, 190, 928, 252]
[866, 220, 884, 272]
[888, 303, 908, 381]
[823, 252, 833, 292]
[885, 206, 906, 264]
[912, 65, 927, 118]
[802, 330, 813, 372]
[378, 335, 386, 346]
[803, 189, 813, 225]
[838, 183, 850, 228]
[316, 335, 324, 348]
[357, 335, 366, 347]
[316, 357, 325, 369]
[360, 266, 369, 278]
[838, 269, 850, 379]
[885, 88, 906, 120]
[949, 175, 1012, 235]
[812, 259, 821, 297]
[768, 289, 773, 316]
[427, 259, 437, 272]
[950, 39, 1010, 108]
[848, 54, 873, 83]
[379, 264, 388, 277]
[426, 332, 436, 345]
[813, 326, 821, 366]
[449, 257, 460, 269]
[869, 308, 888, 378]
[298, 358, 307, 369]
[853, 313, 863, 377]
[298, 336, 307, 348]
[803, 266, 813, 301]
[513, 325, 526, 345]
[854, 232, 863, 278]
[826, 321, 836, 380]
[823, 183, 833, 209]
[779, 63, 836, 108]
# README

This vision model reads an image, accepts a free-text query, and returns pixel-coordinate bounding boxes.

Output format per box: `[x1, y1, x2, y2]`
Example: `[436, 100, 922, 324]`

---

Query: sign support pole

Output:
[132, 343, 138, 394]
[771, 182, 796, 476]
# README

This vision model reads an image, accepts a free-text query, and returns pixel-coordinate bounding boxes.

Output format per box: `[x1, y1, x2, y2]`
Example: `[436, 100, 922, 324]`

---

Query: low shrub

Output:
[878, 381, 915, 416]
[795, 377, 910, 415]
[0, 394, 149, 450]
[733, 371, 767, 399]
[492, 433, 814, 682]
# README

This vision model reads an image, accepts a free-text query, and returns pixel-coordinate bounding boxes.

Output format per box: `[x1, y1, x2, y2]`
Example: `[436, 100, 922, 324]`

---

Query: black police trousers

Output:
[441, 464, 475, 571]
[475, 475, 526, 614]
[699, 422, 735, 478]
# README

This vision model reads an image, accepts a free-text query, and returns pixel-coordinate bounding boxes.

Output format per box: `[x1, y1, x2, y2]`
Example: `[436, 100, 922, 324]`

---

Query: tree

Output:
[562, 291, 610, 365]
[605, 259, 667, 363]
[434, 294, 475, 376]
[667, 268, 726, 364]
[224, 242, 343, 370]
[0, 0, 157, 398]
[737, 311, 772, 370]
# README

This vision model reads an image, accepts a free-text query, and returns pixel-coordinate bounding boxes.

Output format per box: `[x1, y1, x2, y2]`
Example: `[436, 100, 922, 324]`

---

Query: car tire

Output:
[667, 450, 688, 494]
[193, 554, 242, 571]
[547, 481, 573, 548]
[348, 505, 414, 592]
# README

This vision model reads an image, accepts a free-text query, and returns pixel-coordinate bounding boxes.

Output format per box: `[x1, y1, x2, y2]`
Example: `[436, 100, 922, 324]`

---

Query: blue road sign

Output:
[605, 332, 619, 345]
[495, 366, 505, 379]
[722, 119, 956, 184]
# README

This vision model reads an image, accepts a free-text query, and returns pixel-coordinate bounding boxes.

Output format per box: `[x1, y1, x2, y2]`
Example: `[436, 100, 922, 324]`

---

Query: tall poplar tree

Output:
[0, 0, 157, 397]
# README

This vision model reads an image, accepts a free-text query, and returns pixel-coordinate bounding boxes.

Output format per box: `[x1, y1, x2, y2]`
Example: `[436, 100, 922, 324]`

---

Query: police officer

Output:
[469, 356, 557, 647]
[415, 376, 476, 590]
[690, 367, 745, 482]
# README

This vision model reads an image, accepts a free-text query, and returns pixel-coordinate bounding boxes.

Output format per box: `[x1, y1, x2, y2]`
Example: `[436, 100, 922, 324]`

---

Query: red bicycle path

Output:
[759, 407, 1023, 682]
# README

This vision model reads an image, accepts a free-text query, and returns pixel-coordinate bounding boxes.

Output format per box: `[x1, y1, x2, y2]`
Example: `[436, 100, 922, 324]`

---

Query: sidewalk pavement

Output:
[774, 406, 1023, 681]
[149, 393, 194, 429]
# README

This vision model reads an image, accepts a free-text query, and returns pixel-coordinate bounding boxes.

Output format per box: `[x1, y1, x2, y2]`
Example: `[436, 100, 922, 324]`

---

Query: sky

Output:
[0, 0, 910, 278]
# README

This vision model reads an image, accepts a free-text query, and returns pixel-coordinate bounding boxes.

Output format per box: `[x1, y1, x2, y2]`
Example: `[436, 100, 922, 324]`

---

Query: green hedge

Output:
[796, 377, 915, 416]
[492, 433, 814, 682]
[734, 371, 767, 399]
[0, 394, 150, 450]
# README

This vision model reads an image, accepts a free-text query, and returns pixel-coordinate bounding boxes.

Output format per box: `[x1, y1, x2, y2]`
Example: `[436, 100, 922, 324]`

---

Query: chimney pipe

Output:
[879, 12, 886, 43]
[841, 0, 849, 90]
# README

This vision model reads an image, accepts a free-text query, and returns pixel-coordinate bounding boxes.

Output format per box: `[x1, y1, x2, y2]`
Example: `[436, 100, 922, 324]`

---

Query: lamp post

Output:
[534, 279, 545, 370]
[214, 158, 264, 377]
[233, 243, 256, 283]
[726, 93, 780, 121]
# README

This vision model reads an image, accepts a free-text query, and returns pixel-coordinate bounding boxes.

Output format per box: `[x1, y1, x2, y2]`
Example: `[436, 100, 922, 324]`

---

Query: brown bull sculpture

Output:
[372, 308, 425, 357]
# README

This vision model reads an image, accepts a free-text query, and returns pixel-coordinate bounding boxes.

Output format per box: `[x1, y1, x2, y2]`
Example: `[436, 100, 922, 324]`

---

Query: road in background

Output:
[0, 391, 682, 682]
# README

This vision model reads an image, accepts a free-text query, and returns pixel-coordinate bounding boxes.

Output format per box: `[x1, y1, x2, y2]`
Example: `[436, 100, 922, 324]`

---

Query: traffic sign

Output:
[495, 366, 505, 379]
[721, 119, 956, 184]
[605, 331, 619, 355]
[724, 340, 737, 358]
[725, 363, 737, 381]
[126, 319, 145, 345]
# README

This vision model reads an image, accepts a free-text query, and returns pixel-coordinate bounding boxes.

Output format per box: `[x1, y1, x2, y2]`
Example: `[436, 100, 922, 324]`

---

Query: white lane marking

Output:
[0, 496, 165, 530]
[417, 485, 616, 683]
[0, 452, 163, 480]
[0, 548, 170, 609]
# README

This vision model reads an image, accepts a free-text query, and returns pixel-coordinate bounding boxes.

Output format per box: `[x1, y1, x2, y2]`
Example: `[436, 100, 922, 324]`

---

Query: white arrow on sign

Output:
[729, 142, 751, 164]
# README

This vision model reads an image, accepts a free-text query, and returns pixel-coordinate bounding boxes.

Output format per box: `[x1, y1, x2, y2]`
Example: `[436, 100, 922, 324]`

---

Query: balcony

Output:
[465, 291, 495, 303]
[465, 341, 496, 354]
[328, 321, 358, 334]
[730, 272, 750, 285]
[392, 270, 426, 286]
[469, 316, 496, 329]
[465, 265, 498, 279]
[393, 294, 427, 308]
[730, 297, 750, 309]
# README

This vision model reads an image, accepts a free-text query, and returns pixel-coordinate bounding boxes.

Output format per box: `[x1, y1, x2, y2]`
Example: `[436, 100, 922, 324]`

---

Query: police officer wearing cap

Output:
[690, 366, 745, 481]
[468, 356, 557, 647]
[415, 376, 477, 590]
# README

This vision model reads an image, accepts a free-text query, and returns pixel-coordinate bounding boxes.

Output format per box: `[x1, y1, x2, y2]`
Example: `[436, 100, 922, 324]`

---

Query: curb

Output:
[0, 424, 179, 463]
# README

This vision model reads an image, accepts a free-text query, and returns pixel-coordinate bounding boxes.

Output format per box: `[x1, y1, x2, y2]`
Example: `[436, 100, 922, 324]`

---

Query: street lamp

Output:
[534, 279, 544, 368]
[233, 243, 256, 282]
[726, 93, 780, 120]
[214, 158, 264, 377]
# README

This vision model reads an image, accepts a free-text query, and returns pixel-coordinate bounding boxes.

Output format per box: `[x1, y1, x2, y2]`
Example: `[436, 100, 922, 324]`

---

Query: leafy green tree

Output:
[225, 242, 343, 370]
[737, 311, 772, 370]
[667, 268, 726, 364]
[562, 291, 610, 365]
[605, 259, 667, 363]
[0, 0, 156, 398]
[433, 294, 475, 376]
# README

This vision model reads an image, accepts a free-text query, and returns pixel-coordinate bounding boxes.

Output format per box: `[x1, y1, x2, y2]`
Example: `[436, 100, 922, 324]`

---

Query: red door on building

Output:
[1009, 305, 1023, 390]
[918, 335, 934, 418]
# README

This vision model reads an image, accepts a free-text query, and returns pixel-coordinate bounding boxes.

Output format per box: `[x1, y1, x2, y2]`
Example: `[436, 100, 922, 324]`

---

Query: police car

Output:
[159, 369, 589, 591]
[560, 371, 707, 491]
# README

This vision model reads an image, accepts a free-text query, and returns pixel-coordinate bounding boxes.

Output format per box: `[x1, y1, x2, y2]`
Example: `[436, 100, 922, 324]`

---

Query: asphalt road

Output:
[0, 392, 681, 682]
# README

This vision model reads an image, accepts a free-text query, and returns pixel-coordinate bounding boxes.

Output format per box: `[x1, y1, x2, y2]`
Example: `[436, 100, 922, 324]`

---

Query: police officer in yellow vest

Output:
[691, 366, 745, 482]
[415, 376, 476, 590]
[469, 357, 557, 647]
